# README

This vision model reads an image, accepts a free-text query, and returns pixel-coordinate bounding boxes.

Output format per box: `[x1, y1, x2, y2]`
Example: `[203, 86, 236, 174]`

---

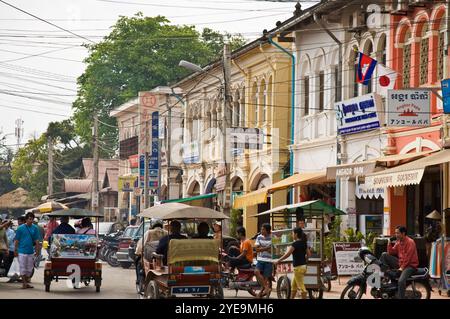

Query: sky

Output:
[0, 0, 317, 148]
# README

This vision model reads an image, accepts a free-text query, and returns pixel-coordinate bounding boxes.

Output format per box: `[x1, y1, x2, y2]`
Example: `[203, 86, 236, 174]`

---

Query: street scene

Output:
[0, 0, 450, 301]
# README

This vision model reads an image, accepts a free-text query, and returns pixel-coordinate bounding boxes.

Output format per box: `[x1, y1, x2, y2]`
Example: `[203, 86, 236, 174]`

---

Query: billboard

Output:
[387, 90, 430, 126]
[335, 93, 382, 135]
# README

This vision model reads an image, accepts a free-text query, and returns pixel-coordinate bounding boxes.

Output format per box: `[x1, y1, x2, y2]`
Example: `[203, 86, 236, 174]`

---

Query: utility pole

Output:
[47, 135, 53, 197]
[92, 113, 99, 216]
[166, 94, 171, 200]
[222, 43, 232, 220]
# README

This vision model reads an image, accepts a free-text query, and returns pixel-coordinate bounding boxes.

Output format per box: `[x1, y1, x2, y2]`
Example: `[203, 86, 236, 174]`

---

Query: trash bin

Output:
[374, 237, 389, 259]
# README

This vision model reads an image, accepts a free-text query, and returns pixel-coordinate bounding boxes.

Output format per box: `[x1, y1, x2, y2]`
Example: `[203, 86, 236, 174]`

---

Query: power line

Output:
[0, 0, 96, 44]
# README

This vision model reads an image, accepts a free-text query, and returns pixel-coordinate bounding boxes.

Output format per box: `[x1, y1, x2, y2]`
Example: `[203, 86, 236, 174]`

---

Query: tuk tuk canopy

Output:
[252, 200, 346, 218]
[45, 208, 103, 218]
[138, 202, 229, 220]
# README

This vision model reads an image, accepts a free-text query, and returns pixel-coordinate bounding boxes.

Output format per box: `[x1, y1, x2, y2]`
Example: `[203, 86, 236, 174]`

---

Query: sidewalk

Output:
[321, 276, 449, 299]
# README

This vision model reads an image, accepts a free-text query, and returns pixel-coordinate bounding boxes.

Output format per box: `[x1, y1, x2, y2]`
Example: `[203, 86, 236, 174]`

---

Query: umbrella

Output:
[32, 201, 69, 213]
[425, 210, 442, 220]
[138, 202, 229, 220]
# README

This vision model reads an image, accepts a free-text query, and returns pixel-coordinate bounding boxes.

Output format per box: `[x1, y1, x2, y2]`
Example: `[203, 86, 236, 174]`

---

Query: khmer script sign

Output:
[335, 93, 382, 135]
[387, 89, 430, 127]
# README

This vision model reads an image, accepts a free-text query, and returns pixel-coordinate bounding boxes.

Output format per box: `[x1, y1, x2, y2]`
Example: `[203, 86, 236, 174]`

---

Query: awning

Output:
[268, 171, 327, 193]
[232, 188, 268, 209]
[251, 200, 346, 217]
[161, 193, 216, 204]
[326, 150, 436, 179]
[365, 149, 450, 188]
[232, 171, 327, 209]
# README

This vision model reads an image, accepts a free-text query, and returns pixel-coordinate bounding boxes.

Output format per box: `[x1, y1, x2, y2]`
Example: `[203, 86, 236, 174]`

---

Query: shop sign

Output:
[128, 154, 139, 168]
[335, 93, 382, 135]
[441, 79, 450, 114]
[356, 180, 385, 199]
[332, 242, 365, 276]
[118, 176, 136, 192]
[365, 169, 424, 188]
[327, 162, 376, 179]
[387, 89, 430, 126]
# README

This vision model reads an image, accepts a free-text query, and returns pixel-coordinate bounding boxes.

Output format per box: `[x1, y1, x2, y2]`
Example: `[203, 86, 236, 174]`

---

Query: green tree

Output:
[11, 121, 92, 200]
[0, 138, 16, 195]
[73, 14, 246, 153]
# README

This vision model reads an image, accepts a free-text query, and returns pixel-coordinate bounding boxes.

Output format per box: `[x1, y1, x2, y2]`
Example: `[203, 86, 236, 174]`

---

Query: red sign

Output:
[140, 92, 156, 108]
[129, 155, 139, 168]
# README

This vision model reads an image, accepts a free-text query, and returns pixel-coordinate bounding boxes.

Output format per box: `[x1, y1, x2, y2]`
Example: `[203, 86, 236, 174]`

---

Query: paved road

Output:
[1, 261, 448, 299]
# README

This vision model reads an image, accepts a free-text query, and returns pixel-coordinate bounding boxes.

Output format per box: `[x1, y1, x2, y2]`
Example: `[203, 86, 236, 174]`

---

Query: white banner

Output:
[387, 90, 431, 127]
[333, 243, 365, 276]
[365, 169, 425, 188]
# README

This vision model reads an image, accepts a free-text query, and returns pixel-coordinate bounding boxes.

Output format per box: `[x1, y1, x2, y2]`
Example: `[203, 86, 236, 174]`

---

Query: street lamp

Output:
[179, 60, 223, 84]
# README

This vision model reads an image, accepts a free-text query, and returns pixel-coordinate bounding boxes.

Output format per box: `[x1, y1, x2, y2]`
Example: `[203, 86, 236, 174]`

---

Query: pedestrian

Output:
[254, 223, 273, 298]
[33, 218, 45, 242]
[44, 216, 59, 243]
[274, 227, 311, 299]
[0, 218, 9, 270]
[14, 212, 41, 289]
[4, 220, 17, 282]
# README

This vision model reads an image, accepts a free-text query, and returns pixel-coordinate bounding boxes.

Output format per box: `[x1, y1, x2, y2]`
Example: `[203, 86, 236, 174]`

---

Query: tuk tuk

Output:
[43, 208, 103, 292]
[254, 200, 345, 299]
[137, 203, 227, 299]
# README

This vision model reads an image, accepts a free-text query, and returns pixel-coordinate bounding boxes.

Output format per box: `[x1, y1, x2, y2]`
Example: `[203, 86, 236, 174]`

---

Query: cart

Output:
[137, 202, 228, 299]
[254, 200, 345, 299]
[43, 208, 103, 293]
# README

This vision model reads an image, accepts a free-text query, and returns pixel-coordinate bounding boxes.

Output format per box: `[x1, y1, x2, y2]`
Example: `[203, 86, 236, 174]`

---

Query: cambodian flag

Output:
[357, 52, 377, 86]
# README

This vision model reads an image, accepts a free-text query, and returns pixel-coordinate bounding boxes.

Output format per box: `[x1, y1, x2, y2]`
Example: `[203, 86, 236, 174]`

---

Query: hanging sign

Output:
[387, 90, 431, 126]
[441, 79, 450, 114]
[335, 93, 382, 135]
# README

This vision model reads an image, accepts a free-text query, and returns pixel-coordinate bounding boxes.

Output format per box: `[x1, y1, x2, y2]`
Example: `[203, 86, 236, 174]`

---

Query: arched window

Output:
[252, 82, 258, 127]
[403, 29, 412, 88]
[304, 76, 310, 115]
[233, 90, 240, 127]
[419, 23, 429, 85]
[260, 79, 267, 124]
[240, 87, 246, 127]
[438, 18, 446, 81]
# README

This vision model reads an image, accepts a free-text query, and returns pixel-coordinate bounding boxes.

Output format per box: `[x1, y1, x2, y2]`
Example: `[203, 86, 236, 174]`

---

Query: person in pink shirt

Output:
[380, 225, 419, 299]
[76, 218, 96, 235]
[44, 217, 59, 242]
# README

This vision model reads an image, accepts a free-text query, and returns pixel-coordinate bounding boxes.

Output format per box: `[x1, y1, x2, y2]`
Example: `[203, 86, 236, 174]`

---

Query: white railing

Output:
[299, 110, 336, 141]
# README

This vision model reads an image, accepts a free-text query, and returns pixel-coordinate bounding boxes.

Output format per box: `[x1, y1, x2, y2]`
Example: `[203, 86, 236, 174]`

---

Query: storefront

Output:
[365, 149, 450, 237]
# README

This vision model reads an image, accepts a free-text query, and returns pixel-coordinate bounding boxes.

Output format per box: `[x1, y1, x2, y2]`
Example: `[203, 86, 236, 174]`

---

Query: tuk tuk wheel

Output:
[96, 285, 100, 293]
[145, 280, 160, 299]
[276, 276, 291, 299]
[307, 288, 324, 299]
[45, 284, 50, 292]
[211, 285, 224, 299]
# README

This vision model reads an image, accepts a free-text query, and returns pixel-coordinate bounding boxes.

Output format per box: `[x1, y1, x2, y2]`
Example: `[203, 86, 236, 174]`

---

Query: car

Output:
[116, 226, 139, 269]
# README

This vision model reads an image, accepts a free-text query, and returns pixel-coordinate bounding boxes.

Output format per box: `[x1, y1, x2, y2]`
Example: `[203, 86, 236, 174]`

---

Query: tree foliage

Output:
[73, 14, 246, 154]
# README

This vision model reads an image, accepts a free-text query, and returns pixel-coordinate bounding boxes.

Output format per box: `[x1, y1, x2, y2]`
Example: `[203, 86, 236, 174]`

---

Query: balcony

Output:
[299, 111, 336, 142]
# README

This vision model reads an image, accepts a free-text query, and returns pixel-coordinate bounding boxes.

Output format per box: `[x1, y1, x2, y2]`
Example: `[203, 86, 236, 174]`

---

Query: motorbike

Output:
[340, 247, 432, 299]
[98, 230, 123, 267]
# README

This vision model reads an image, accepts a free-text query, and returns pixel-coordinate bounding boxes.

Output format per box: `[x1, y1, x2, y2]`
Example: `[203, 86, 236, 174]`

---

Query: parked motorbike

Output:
[98, 230, 123, 267]
[340, 247, 431, 299]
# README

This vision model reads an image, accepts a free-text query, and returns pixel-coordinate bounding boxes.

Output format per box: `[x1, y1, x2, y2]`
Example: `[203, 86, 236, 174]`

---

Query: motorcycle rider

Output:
[380, 225, 419, 299]
[227, 226, 253, 269]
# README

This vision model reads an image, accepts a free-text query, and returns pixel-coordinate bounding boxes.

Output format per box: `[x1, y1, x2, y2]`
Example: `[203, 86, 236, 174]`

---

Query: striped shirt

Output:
[255, 234, 272, 262]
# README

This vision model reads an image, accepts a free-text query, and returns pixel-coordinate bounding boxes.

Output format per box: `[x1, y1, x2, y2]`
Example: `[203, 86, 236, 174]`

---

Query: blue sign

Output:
[441, 79, 450, 114]
[139, 112, 159, 188]
[335, 93, 381, 135]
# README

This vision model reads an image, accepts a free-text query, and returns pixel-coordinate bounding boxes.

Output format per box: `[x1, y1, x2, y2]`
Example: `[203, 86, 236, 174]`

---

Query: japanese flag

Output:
[376, 64, 397, 96]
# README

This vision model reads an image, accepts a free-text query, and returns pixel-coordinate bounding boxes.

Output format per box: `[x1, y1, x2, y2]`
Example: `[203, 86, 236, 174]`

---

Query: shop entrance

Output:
[356, 197, 383, 235]
[406, 166, 441, 236]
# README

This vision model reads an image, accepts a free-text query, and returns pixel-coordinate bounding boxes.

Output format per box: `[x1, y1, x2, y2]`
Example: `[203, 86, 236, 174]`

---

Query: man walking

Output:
[4, 220, 17, 282]
[14, 212, 41, 289]
[254, 223, 273, 298]
[380, 226, 419, 299]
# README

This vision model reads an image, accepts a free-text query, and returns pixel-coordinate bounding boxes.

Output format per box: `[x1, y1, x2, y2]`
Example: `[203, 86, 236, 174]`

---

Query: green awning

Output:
[161, 193, 217, 204]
